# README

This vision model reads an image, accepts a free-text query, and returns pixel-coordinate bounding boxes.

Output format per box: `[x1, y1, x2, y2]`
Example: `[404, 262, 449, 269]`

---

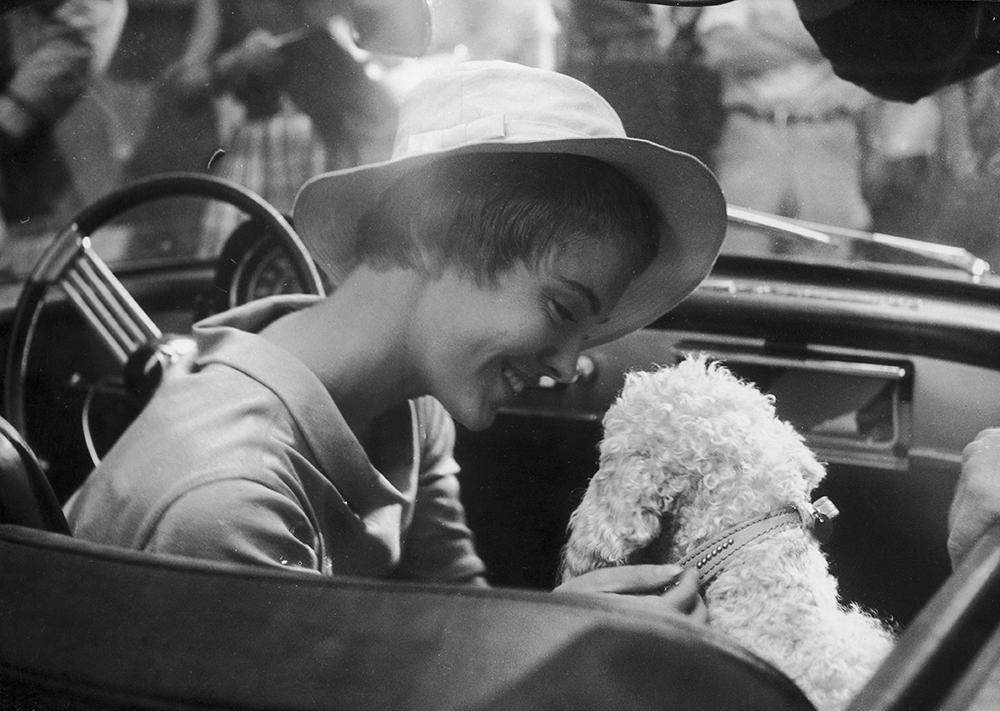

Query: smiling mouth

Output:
[502, 365, 528, 395]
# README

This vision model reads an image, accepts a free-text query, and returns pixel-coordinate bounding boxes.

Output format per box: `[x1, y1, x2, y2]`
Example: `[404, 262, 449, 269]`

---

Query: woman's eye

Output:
[549, 300, 578, 324]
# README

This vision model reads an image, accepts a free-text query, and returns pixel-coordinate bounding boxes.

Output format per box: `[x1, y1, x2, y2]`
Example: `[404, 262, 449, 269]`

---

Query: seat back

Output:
[0, 417, 69, 534]
[0, 525, 814, 711]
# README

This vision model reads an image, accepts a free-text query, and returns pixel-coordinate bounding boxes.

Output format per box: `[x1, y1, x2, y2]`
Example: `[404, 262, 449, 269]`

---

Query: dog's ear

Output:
[559, 452, 681, 583]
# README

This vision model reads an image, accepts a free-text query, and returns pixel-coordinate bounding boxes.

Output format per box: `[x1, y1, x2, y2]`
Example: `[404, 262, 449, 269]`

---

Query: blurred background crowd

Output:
[4, 0, 1000, 275]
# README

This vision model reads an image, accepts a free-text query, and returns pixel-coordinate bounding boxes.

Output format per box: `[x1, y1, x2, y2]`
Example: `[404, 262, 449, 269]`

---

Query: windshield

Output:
[2, 0, 999, 283]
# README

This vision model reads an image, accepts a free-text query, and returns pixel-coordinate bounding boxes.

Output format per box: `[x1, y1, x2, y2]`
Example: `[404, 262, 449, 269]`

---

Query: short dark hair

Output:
[355, 152, 662, 285]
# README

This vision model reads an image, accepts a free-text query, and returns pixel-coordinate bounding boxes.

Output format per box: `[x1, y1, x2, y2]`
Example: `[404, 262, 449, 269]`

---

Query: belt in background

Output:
[728, 104, 854, 125]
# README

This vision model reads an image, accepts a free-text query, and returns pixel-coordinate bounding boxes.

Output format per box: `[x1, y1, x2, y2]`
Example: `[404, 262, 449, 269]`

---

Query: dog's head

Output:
[560, 355, 827, 581]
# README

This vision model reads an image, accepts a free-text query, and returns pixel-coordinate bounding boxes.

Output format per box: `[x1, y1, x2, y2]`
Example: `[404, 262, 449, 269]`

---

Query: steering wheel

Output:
[3, 172, 325, 450]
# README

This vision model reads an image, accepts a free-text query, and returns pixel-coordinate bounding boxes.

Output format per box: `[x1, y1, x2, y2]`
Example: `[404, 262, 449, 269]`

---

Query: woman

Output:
[65, 61, 727, 613]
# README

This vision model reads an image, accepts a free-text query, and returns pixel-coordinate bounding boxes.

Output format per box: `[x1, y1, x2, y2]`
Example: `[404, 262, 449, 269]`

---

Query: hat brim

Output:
[292, 137, 727, 348]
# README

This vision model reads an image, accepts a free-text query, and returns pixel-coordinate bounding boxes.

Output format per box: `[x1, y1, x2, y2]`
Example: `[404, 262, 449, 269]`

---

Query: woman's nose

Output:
[540, 339, 582, 383]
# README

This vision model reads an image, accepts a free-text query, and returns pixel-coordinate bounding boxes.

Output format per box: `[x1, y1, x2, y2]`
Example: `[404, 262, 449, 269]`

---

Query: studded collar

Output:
[676, 497, 839, 590]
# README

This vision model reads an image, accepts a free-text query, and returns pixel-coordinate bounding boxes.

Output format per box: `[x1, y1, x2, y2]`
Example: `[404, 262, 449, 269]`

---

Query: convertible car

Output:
[2, 0, 1000, 709]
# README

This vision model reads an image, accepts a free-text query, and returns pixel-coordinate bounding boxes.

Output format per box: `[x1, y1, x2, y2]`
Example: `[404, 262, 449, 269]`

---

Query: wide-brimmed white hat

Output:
[293, 60, 727, 347]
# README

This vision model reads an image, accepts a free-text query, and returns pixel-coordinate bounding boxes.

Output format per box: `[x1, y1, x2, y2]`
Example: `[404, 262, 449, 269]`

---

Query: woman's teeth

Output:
[503, 367, 526, 394]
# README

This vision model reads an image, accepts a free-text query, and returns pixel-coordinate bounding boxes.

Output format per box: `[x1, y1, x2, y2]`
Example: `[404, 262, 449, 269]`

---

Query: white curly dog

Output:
[560, 356, 895, 711]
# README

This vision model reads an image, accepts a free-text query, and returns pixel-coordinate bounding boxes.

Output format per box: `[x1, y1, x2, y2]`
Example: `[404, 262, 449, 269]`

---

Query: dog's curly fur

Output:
[560, 356, 894, 711]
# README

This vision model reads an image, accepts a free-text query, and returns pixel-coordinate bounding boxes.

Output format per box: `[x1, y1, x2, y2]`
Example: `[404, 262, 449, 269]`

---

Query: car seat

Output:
[0, 524, 814, 711]
[0, 415, 69, 534]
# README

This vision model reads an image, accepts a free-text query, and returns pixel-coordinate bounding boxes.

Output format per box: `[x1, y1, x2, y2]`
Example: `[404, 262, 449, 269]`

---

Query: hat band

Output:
[399, 114, 622, 158]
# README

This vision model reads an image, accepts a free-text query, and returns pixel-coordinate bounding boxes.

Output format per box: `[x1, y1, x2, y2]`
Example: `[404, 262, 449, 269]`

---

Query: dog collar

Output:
[677, 496, 839, 590]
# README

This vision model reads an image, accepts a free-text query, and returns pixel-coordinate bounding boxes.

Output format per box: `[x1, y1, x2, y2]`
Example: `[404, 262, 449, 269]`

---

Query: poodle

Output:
[559, 356, 895, 711]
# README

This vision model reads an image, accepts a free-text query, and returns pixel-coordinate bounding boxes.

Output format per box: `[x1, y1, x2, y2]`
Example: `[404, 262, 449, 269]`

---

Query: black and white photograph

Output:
[2, 1, 1000, 709]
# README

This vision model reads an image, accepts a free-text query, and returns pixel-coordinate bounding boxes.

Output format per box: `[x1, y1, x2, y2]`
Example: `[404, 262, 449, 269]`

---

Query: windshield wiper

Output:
[727, 206, 992, 278]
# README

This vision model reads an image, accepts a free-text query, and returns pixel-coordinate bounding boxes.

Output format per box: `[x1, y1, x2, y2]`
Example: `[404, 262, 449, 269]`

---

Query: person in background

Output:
[921, 69, 1000, 270]
[861, 96, 941, 240]
[697, 0, 873, 257]
[555, 0, 663, 78]
[858, 64, 1000, 268]
[0, 0, 126, 275]
[554, 0, 723, 170]
[164, 0, 397, 258]
[65, 60, 727, 619]
[382, 0, 560, 101]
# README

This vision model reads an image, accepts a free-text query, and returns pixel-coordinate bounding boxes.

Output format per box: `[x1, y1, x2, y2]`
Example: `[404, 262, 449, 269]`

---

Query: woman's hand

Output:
[553, 564, 708, 624]
[949, 427, 1000, 568]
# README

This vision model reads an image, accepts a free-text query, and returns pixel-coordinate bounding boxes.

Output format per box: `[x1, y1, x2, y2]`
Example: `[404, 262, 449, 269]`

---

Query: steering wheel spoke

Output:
[52, 229, 162, 366]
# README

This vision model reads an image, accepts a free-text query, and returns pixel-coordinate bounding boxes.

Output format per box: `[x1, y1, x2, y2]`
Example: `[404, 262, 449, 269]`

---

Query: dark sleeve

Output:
[802, 0, 1000, 102]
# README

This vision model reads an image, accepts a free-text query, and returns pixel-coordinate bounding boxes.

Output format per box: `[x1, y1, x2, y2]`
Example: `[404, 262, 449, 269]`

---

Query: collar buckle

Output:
[804, 495, 840, 543]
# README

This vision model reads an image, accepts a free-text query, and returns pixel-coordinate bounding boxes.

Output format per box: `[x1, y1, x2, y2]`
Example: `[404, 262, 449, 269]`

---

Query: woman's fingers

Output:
[553, 564, 707, 622]
[660, 568, 709, 622]
[553, 564, 685, 596]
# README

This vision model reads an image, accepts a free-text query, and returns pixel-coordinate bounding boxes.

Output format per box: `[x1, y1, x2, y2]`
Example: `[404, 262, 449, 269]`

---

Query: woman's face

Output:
[413, 236, 638, 431]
